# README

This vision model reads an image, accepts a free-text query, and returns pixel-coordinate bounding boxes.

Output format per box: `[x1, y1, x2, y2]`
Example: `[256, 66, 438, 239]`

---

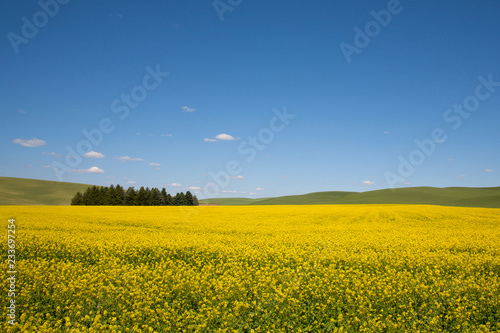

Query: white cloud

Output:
[167, 183, 181, 187]
[249, 192, 257, 195]
[136, 133, 141, 136]
[115, 156, 143, 162]
[13, 137, 47, 148]
[73, 166, 104, 174]
[127, 180, 136, 184]
[204, 138, 218, 142]
[161, 134, 173, 137]
[485, 169, 494, 172]
[434, 139, 445, 143]
[18, 109, 27, 114]
[186, 186, 201, 190]
[84, 151, 105, 159]
[226, 175, 244, 179]
[362, 180, 375, 186]
[215, 133, 238, 141]
[447, 158, 454, 162]
[41, 152, 62, 158]
[149, 163, 161, 166]
[256, 188, 265, 191]
[222, 190, 238, 193]
[42, 165, 52, 169]
[383, 131, 389, 134]
[181, 106, 196, 112]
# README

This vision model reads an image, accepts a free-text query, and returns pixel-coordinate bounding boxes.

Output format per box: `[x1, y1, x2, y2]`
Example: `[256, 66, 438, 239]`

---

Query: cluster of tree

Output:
[71, 185, 199, 206]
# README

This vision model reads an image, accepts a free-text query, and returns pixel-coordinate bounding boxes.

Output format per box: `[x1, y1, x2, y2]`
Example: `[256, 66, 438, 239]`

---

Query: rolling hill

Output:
[202, 187, 500, 208]
[0, 177, 92, 205]
[0, 177, 499, 208]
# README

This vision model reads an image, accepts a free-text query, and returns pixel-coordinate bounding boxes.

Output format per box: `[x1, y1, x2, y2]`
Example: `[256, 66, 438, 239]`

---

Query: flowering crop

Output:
[1, 205, 499, 332]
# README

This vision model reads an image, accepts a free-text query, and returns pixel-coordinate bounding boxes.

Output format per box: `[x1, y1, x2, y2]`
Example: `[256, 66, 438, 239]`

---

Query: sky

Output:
[1, 0, 499, 199]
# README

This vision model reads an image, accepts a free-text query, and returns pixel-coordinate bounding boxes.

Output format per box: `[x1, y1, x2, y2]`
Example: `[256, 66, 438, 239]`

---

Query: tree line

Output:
[71, 185, 199, 206]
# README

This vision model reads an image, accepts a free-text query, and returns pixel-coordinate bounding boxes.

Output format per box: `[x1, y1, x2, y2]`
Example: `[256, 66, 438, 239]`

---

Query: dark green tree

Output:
[193, 195, 199, 206]
[185, 191, 194, 206]
[150, 188, 164, 206]
[136, 186, 149, 206]
[165, 193, 174, 206]
[83, 185, 100, 205]
[96, 187, 108, 205]
[125, 187, 137, 206]
[161, 188, 168, 204]
[71, 192, 84, 205]
[113, 184, 125, 205]
[104, 184, 116, 205]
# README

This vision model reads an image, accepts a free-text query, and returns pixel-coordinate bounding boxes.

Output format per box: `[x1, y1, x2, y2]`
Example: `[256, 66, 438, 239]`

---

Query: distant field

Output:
[2, 205, 499, 332]
[0, 177, 91, 205]
[2, 177, 500, 208]
[202, 186, 500, 208]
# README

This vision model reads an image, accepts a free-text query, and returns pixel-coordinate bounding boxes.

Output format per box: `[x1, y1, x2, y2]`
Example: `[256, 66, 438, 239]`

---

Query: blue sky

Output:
[1, 0, 499, 199]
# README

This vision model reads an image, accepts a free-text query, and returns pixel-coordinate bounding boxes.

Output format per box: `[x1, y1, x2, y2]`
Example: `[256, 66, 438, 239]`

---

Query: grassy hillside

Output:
[203, 186, 500, 208]
[0, 177, 91, 205]
[1, 177, 499, 208]
[200, 197, 268, 205]
[248, 191, 354, 205]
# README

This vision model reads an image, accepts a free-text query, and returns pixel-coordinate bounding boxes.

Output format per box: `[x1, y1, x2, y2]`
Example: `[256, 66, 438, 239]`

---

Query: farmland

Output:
[2, 205, 500, 332]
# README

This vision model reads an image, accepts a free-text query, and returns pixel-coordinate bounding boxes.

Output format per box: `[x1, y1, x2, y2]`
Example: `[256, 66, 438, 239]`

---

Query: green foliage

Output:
[70, 192, 84, 205]
[73, 184, 195, 206]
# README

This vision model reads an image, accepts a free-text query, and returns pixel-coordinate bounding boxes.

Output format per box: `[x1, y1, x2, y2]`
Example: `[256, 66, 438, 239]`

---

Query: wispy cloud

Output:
[186, 186, 201, 190]
[226, 175, 244, 179]
[73, 166, 104, 174]
[215, 133, 238, 141]
[127, 180, 136, 184]
[41, 152, 62, 158]
[485, 169, 494, 172]
[115, 156, 143, 162]
[181, 106, 196, 112]
[204, 134, 239, 142]
[18, 109, 27, 114]
[167, 183, 181, 187]
[13, 138, 47, 148]
[42, 165, 52, 169]
[256, 188, 265, 191]
[161, 134, 173, 137]
[362, 180, 375, 186]
[222, 190, 238, 193]
[149, 163, 161, 166]
[84, 151, 105, 159]
[457, 174, 466, 178]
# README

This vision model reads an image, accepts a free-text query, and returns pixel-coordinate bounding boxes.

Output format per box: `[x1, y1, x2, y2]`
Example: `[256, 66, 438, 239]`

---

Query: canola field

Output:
[1, 205, 500, 332]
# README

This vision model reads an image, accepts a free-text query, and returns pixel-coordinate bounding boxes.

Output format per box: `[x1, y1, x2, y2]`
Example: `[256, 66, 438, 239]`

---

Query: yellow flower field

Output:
[1, 205, 500, 332]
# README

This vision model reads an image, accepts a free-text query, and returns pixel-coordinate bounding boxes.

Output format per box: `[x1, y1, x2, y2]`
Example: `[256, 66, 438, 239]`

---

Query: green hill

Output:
[203, 186, 500, 208]
[0, 177, 92, 205]
[1, 177, 499, 208]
